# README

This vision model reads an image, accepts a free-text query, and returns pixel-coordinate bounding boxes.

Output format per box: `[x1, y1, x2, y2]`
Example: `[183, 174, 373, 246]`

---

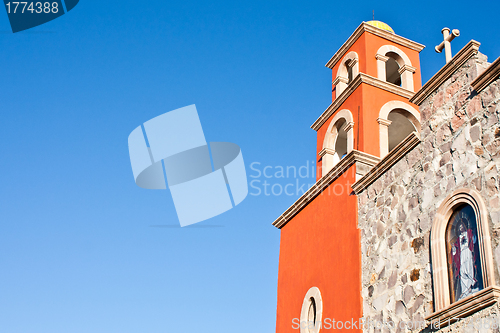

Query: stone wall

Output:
[357, 52, 500, 332]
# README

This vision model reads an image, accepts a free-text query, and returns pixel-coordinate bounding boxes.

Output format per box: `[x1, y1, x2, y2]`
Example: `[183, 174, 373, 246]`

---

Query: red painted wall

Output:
[275, 165, 361, 333]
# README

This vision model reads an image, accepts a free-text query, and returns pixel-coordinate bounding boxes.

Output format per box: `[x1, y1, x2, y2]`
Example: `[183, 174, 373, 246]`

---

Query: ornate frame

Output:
[428, 188, 498, 326]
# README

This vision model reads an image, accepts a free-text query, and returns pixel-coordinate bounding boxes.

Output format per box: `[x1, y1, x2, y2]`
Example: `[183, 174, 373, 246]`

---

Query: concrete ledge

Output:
[410, 40, 481, 106]
[325, 22, 425, 69]
[471, 56, 500, 93]
[272, 150, 379, 229]
[352, 132, 421, 194]
[426, 286, 500, 328]
[312, 73, 415, 131]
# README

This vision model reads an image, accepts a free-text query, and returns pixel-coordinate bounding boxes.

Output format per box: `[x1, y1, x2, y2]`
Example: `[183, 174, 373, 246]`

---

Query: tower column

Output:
[319, 147, 337, 176]
[343, 121, 355, 153]
[375, 54, 389, 80]
[333, 76, 349, 98]
[377, 118, 392, 158]
[399, 64, 417, 91]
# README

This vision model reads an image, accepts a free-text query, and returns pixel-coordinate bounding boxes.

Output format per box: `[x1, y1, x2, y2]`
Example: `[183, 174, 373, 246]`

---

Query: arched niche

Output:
[378, 101, 420, 157]
[333, 51, 359, 98]
[375, 45, 416, 91]
[320, 109, 355, 176]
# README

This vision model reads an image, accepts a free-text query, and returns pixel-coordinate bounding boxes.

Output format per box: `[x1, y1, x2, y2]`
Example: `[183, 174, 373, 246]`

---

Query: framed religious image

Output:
[446, 204, 484, 302]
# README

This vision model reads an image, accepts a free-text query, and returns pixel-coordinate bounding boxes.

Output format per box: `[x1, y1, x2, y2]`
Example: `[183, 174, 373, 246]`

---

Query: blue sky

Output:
[1, 1, 499, 332]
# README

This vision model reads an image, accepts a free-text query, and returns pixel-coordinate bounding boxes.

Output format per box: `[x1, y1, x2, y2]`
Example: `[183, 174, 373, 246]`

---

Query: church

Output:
[272, 21, 500, 332]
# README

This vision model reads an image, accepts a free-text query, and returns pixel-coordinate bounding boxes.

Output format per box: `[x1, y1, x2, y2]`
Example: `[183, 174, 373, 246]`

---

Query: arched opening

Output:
[387, 109, 418, 152]
[347, 62, 354, 83]
[385, 52, 401, 86]
[300, 287, 323, 333]
[347, 67, 352, 84]
[333, 118, 348, 163]
[307, 297, 317, 329]
[334, 52, 359, 98]
[376, 45, 415, 91]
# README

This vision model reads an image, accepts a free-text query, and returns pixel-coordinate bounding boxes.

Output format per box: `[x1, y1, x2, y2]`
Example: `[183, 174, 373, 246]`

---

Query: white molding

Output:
[378, 100, 420, 158]
[376, 44, 413, 67]
[322, 110, 355, 176]
[378, 100, 420, 123]
[471, 56, 500, 93]
[398, 64, 416, 74]
[272, 150, 380, 229]
[375, 54, 389, 62]
[376, 45, 415, 91]
[318, 147, 335, 157]
[300, 287, 323, 333]
[342, 121, 355, 133]
[311, 73, 415, 131]
[427, 286, 500, 328]
[332, 76, 349, 85]
[376, 118, 392, 126]
[410, 40, 481, 105]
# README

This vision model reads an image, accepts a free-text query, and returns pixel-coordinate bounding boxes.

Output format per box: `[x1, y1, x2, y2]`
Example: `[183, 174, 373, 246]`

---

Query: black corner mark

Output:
[4, 0, 79, 33]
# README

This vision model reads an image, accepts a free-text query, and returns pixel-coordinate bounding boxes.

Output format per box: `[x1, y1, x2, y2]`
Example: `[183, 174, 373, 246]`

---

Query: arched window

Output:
[429, 189, 496, 325]
[347, 63, 354, 83]
[446, 204, 484, 303]
[300, 287, 323, 333]
[307, 297, 317, 328]
[333, 118, 348, 161]
[385, 53, 401, 86]
[376, 45, 416, 91]
[333, 52, 359, 98]
[320, 110, 354, 177]
[387, 109, 418, 152]
[378, 101, 420, 158]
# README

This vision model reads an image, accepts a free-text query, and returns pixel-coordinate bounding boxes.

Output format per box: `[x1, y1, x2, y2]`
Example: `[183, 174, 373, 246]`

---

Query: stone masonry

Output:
[357, 51, 500, 332]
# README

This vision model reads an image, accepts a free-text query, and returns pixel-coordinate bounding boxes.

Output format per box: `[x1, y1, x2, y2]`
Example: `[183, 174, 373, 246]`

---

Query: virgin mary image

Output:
[450, 219, 480, 301]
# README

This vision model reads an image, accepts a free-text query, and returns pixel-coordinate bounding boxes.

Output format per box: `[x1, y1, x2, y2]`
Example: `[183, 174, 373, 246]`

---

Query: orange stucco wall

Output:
[275, 165, 361, 333]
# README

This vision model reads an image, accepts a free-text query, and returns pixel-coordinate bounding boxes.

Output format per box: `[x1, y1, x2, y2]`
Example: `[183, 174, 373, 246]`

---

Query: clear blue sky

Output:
[1, 1, 499, 332]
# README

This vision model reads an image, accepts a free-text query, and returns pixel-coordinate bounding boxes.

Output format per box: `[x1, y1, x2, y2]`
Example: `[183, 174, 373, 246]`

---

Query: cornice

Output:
[410, 40, 481, 106]
[325, 22, 425, 69]
[318, 147, 335, 157]
[333, 75, 348, 86]
[377, 118, 392, 126]
[311, 73, 415, 131]
[471, 56, 500, 93]
[426, 286, 500, 328]
[398, 64, 416, 74]
[375, 54, 389, 62]
[272, 150, 379, 229]
[342, 121, 355, 132]
[352, 132, 421, 194]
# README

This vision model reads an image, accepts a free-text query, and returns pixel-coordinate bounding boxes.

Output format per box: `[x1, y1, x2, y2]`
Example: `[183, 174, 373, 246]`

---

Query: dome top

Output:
[366, 21, 394, 33]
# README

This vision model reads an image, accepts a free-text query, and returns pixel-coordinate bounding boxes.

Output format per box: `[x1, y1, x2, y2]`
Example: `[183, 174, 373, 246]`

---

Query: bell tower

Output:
[273, 21, 424, 333]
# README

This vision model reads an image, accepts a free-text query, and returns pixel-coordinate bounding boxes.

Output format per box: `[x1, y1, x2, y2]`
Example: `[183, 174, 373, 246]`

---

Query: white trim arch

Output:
[378, 101, 420, 157]
[333, 51, 359, 97]
[320, 109, 355, 176]
[375, 45, 416, 91]
[300, 287, 323, 333]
